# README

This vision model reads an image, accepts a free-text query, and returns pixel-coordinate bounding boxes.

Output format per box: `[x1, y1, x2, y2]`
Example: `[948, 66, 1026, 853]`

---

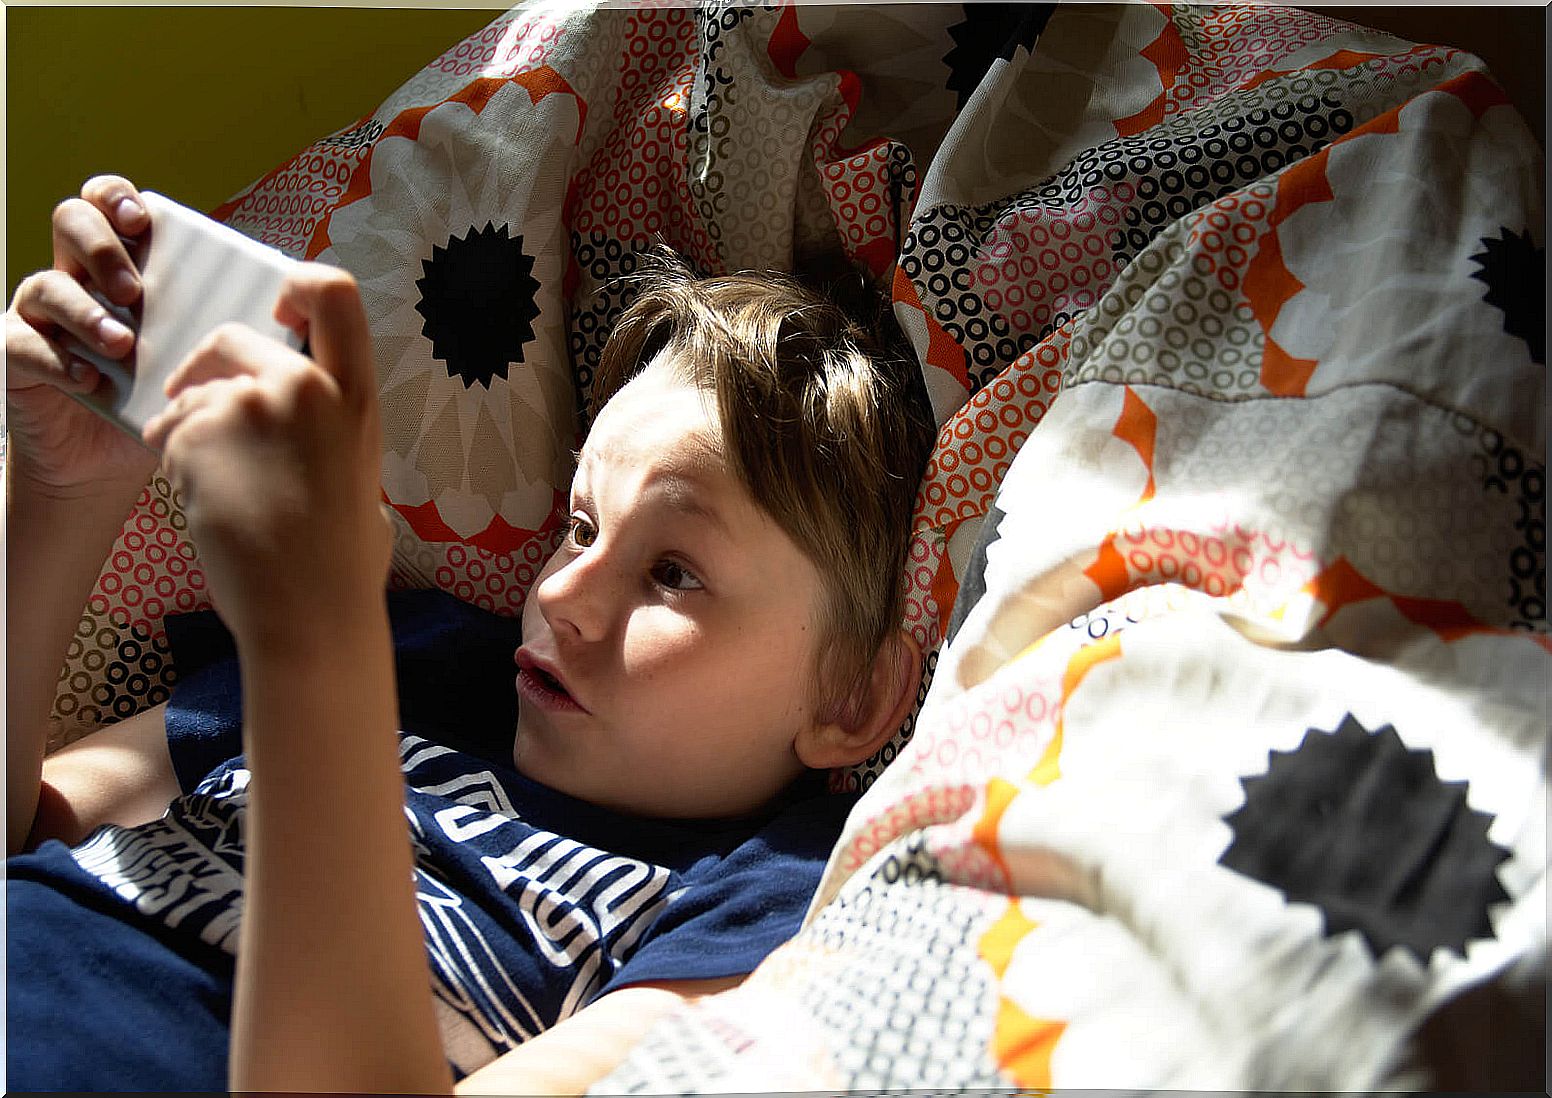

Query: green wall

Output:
[9, 5, 1541, 301]
[6, 6, 497, 297]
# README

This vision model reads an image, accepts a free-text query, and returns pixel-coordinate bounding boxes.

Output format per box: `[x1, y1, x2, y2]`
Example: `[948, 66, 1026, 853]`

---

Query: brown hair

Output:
[593, 250, 935, 713]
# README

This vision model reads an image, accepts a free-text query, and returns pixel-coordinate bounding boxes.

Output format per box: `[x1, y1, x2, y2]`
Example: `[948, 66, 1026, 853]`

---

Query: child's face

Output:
[513, 357, 828, 818]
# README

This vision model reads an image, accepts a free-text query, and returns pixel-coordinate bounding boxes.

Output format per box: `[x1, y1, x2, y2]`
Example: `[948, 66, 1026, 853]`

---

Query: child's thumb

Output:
[274, 264, 376, 414]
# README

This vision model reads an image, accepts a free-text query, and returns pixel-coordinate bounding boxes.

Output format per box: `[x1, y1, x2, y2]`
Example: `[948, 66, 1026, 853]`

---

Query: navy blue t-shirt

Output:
[7, 591, 856, 1091]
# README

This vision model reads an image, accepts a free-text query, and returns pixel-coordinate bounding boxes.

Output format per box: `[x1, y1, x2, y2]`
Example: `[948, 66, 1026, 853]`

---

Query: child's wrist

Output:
[8, 453, 147, 514]
[229, 582, 391, 670]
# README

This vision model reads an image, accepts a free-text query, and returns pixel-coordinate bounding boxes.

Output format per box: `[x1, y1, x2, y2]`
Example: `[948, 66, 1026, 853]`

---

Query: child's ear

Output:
[796, 630, 923, 770]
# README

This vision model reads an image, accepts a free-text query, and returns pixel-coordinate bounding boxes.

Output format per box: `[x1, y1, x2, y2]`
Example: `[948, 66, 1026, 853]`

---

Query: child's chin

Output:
[508, 726, 551, 784]
[511, 729, 585, 796]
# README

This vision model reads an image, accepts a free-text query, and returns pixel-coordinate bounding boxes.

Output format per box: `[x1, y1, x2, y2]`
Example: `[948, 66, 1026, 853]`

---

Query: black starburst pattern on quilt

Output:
[1221, 715, 1511, 963]
[946, 501, 1006, 647]
[415, 223, 542, 390]
[1469, 227, 1545, 364]
[942, 3, 1055, 110]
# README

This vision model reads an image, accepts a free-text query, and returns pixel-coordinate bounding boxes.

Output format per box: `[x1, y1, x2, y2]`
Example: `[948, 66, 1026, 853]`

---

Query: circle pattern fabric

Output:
[40, 3, 1550, 1094]
[50, 0, 1544, 851]
[48, 2, 933, 755]
[49, 477, 195, 750]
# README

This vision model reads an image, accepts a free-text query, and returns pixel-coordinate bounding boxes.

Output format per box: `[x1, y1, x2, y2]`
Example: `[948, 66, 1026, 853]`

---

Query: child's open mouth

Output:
[515, 650, 588, 713]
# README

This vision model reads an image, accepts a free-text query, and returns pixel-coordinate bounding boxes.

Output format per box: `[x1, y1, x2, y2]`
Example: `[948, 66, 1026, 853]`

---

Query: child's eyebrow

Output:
[655, 475, 734, 538]
[570, 449, 732, 536]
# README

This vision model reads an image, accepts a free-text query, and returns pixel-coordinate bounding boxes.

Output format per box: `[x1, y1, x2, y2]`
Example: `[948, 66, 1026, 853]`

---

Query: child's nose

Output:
[534, 546, 613, 643]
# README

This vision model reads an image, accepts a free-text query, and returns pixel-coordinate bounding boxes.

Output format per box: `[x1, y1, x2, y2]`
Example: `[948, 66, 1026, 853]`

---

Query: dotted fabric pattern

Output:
[41, 1, 1550, 1092]
[597, 3, 1547, 1093]
[48, 1, 920, 748]
[49, 476, 203, 748]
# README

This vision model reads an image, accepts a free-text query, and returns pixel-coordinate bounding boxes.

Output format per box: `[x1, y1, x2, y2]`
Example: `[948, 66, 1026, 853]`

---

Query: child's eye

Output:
[567, 515, 597, 548]
[651, 558, 703, 592]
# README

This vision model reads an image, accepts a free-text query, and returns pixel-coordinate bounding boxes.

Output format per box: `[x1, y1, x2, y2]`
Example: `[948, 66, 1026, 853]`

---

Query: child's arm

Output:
[4, 177, 168, 853]
[142, 267, 450, 1094]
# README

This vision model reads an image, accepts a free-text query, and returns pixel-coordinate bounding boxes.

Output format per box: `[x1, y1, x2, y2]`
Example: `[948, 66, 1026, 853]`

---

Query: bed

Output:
[47, 2, 1546, 1089]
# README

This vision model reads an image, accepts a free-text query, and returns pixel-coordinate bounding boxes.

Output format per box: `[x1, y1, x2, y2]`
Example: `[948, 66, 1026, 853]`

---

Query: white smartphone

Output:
[66, 190, 305, 441]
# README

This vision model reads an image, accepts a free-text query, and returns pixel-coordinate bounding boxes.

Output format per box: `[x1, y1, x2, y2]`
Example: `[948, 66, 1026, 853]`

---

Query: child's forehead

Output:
[579, 365, 726, 478]
[586, 360, 722, 453]
[574, 409, 765, 545]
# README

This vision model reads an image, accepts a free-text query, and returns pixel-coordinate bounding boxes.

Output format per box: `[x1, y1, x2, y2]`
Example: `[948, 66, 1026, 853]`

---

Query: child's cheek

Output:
[621, 623, 696, 682]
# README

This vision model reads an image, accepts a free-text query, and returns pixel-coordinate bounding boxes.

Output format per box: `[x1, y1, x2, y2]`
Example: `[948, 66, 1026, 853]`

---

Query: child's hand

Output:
[4, 175, 157, 498]
[143, 265, 391, 655]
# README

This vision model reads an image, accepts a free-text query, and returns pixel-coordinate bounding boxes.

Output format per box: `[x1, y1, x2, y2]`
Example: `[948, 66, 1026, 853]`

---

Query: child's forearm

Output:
[228, 597, 452, 1094]
[5, 465, 145, 853]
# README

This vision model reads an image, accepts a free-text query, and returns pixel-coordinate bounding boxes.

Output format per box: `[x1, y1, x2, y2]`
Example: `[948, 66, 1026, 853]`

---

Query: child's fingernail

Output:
[97, 313, 134, 345]
[116, 196, 144, 224]
[113, 269, 140, 301]
[67, 360, 96, 385]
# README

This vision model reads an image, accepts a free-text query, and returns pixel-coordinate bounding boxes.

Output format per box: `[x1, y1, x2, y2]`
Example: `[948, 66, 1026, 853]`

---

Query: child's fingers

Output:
[272, 264, 375, 415]
[50, 197, 141, 309]
[3, 309, 99, 394]
[78, 175, 151, 237]
[7, 270, 136, 380]
[162, 322, 310, 401]
[152, 323, 346, 454]
[142, 374, 251, 454]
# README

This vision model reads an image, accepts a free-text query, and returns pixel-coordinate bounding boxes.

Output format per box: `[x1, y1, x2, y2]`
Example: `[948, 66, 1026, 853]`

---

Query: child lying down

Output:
[5, 176, 936, 1092]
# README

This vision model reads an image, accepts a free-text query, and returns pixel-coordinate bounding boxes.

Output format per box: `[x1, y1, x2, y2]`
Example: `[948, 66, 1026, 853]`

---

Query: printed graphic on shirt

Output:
[69, 733, 684, 1072]
[69, 766, 250, 953]
[399, 734, 684, 1063]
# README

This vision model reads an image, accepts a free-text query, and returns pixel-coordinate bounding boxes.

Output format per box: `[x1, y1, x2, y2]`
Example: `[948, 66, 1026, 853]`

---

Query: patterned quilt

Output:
[50, 2, 1545, 1089]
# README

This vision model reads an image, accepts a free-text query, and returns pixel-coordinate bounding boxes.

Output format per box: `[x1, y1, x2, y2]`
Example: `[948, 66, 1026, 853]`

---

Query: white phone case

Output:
[67, 190, 305, 441]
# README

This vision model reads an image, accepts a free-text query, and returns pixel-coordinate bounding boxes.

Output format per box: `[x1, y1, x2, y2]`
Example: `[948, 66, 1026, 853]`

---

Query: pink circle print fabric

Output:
[46, 2, 1547, 1092]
